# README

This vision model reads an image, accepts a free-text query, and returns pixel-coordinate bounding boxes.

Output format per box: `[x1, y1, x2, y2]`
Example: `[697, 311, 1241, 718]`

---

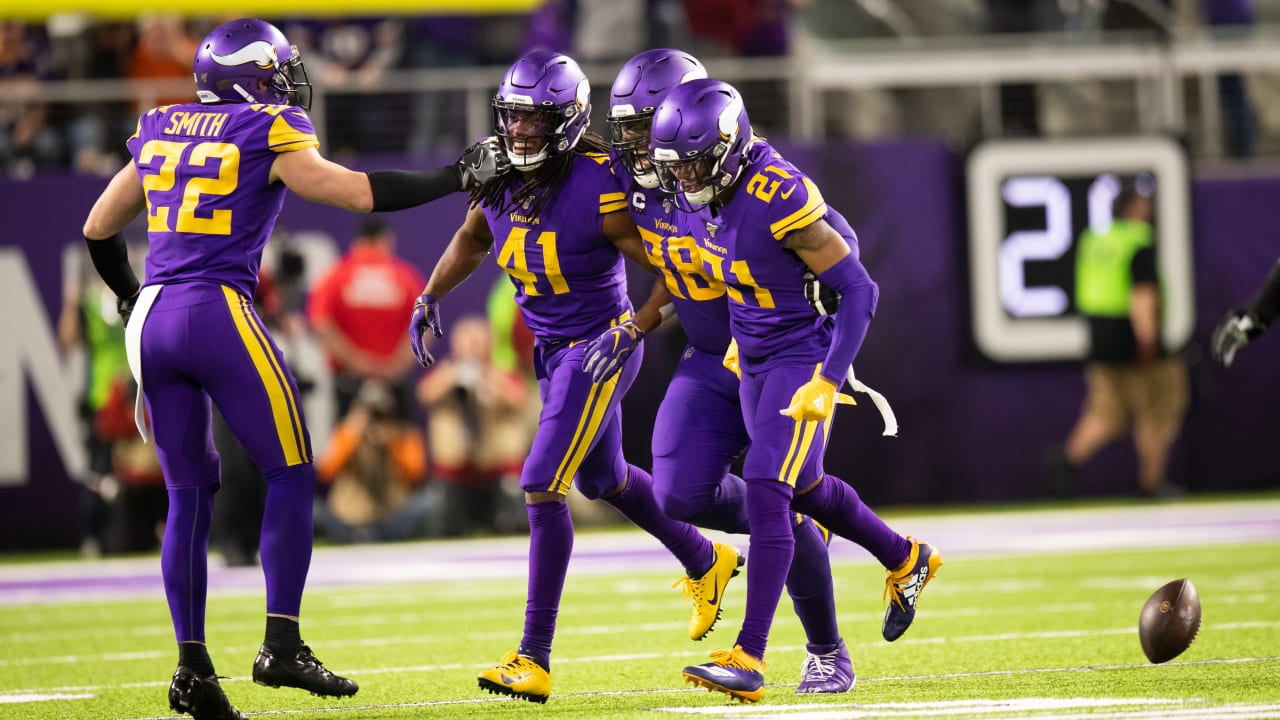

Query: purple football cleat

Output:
[682, 645, 765, 703]
[795, 640, 855, 694]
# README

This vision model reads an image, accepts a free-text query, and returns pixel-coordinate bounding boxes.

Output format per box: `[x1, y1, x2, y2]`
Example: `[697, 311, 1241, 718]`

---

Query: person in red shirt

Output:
[309, 218, 425, 419]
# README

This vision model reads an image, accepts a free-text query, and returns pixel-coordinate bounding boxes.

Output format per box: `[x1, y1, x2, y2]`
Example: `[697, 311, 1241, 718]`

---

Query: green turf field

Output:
[2, 529, 1278, 719]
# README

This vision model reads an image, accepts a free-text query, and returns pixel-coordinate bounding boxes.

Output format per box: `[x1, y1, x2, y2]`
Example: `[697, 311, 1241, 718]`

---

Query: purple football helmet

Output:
[193, 18, 311, 110]
[608, 49, 706, 189]
[493, 49, 591, 172]
[649, 78, 751, 209]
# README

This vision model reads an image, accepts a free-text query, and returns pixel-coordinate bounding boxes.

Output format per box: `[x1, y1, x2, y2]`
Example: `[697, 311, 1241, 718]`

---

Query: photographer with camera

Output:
[313, 379, 433, 543]
[417, 315, 533, 536]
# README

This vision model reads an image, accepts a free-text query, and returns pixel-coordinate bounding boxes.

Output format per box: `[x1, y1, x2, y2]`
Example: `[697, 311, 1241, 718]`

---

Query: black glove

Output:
[1211, 308, 1266, 367]
[456, 138, 511, 190]
[118, 293, 138, 327]
[803, 269, 841, 316]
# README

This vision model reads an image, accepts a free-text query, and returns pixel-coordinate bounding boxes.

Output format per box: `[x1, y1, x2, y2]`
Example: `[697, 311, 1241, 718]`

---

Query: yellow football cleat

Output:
[477, 650, 551, 704]
[674, 542, 744, 641]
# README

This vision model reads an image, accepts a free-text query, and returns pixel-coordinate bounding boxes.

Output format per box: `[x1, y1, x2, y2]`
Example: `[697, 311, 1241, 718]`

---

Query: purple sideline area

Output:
[1, 499, 1277, 606]
[2, 140, 1279, 550]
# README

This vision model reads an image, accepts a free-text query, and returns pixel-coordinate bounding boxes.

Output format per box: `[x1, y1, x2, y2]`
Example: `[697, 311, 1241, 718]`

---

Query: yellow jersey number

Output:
[703, 253, 775, 309]
[745, 165, 793, 204]
[498, 228, 570, 296]
[139, 140, 240, 235]
[638, 226, 723, 302]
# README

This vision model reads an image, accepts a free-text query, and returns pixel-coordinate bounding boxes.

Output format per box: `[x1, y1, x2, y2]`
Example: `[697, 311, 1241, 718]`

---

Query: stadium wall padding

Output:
[1, 141, 1277, 550]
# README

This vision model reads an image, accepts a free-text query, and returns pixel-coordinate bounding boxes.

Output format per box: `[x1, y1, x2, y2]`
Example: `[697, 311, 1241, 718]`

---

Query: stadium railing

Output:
[21, 26, 1280, 163]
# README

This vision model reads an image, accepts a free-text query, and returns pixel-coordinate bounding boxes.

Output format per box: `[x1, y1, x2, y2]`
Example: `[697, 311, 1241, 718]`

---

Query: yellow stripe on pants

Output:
[221, 286, 306, 466]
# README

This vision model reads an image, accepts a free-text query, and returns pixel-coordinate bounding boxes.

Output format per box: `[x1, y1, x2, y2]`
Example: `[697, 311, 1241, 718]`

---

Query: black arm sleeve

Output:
[85, 233, 140, 299]
[1248, 259, 1280, 327]
[366, 167, 463, 212]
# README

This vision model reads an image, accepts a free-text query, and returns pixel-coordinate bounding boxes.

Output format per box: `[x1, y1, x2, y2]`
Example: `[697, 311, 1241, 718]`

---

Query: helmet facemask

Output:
[608, 112, 658, 189]
[493, 103, 562, 172]
[492, 75, 589, 173]
[652, 152, 720, 209]
[276, 48, 312, 111]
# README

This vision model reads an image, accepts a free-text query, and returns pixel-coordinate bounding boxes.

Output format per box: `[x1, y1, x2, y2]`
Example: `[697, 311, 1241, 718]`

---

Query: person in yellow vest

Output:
[1049, 182, 1189, 498]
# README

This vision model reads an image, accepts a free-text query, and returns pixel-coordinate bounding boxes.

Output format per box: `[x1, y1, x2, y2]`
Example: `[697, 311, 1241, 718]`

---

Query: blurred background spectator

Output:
[281, 17, 407, 156]
[1203, 0, 1259, 157]
[417, 315, 532, 537]
[57, 249, 165, 555]
[314, 378, 432, 543]
[1048, 180, 1190, 499]
[125, 12, 196, 110]
[93, 373, 167, 553]
[0, 20, 59, 178]
[57, 255, 130, 556]
[308, 218, 423, 424]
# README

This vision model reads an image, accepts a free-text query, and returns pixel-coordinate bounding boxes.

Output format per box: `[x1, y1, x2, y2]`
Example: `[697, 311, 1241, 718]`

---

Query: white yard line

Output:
[6, 618, 1280, 669]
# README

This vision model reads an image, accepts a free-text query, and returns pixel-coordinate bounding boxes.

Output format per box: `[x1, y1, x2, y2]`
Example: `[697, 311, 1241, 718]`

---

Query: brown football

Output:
[1138, 578, 1202, 664]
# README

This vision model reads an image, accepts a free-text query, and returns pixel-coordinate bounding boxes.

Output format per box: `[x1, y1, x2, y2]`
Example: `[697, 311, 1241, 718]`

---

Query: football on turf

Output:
[1138, 578, 1202, 664]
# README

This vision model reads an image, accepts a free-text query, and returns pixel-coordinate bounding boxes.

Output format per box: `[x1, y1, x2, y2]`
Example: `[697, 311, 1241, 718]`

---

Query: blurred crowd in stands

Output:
[2, 1, 1273, 180]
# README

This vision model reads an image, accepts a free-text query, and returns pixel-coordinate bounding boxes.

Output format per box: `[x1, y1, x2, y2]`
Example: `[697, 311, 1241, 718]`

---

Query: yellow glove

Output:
[780, 371, 856, 422]
[722, 338, 742, 380]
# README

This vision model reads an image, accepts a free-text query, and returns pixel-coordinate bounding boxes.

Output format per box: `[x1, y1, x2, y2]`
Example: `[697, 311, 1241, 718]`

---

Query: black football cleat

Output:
[168, 667, 246, 720]
[252, 644, 358, 698]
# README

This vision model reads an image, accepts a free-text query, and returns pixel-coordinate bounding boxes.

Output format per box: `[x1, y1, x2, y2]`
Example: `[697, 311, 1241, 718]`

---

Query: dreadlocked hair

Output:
[469, 131, 611, 217]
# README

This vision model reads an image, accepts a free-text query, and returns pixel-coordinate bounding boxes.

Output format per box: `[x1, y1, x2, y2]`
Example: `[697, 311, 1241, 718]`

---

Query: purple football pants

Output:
[516, 338, 713, 666]
[139, 282, 315, 643]
[653, 346, 841, 648]
[735, 360, 909, 660]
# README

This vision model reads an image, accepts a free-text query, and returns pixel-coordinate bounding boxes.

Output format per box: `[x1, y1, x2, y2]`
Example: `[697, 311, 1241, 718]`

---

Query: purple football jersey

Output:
[697, 139, 861, 370]
[484, 153, 632, 342]
[627, 184, 732, 355]
[126, 102, 318, 298]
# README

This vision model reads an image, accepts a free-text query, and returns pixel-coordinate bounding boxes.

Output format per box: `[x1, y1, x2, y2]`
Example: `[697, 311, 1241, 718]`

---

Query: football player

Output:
[408, 49, 741, 704]
[590, 47, 852, 694]
[80, 18, 507, 720]
[649, 78, 942, 702]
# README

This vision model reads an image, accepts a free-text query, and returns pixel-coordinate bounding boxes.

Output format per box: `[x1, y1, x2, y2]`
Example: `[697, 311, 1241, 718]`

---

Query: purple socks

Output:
[520, 500, 573, 668]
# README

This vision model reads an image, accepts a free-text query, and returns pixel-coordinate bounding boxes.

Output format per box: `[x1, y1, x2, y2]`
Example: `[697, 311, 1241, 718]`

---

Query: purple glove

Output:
[582, 319, 644, 382]
[409, 293, 442, 368]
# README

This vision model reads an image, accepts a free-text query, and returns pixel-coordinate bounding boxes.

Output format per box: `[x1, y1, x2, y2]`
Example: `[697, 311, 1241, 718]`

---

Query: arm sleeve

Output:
[85, 233, 141, 300]
[816, 252, 878, 385]
[367, 167, 462, 212]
